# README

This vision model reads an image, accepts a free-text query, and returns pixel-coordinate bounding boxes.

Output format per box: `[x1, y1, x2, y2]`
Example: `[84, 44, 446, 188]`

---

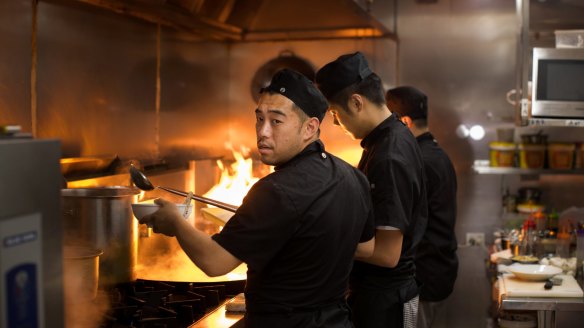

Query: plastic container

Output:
[490, 142, 516, 167]
[555, 30, 584, 48]
[518, 144, 545, 169]
[547, 143, 575, 169]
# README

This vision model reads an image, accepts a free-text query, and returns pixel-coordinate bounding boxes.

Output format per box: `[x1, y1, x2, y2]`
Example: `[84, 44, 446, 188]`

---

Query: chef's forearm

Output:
[174, 219, 242, 277]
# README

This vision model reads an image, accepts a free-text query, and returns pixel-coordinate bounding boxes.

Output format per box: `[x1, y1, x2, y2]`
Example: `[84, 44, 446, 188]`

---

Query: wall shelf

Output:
[472, 160, 584, 175]
[527, 117, 584, 128]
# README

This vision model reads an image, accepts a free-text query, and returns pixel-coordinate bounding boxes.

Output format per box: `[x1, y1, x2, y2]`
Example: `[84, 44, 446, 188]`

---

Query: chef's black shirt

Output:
[351, 114, 428, 290]
[212, 140, 375, 313]
[415, 132, 458, 302]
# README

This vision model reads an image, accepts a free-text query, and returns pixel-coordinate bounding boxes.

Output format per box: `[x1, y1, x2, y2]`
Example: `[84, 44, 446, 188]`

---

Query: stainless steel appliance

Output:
[531, 47, 584, 118]
[0, 138, 64, 327]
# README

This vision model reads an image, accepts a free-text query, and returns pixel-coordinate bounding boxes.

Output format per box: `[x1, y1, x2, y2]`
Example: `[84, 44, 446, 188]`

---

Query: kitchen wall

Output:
[1, 0, 396, 166]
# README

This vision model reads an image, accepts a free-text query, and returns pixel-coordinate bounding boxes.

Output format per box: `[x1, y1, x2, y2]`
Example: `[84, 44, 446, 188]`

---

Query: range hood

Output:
[47, 0, 396, 41]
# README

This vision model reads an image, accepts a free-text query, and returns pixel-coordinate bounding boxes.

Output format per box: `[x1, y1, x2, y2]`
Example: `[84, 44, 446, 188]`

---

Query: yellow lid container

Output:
[489, 142, 516, 167]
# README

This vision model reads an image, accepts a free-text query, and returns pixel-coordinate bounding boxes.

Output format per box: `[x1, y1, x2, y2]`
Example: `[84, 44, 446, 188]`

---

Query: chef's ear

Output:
[349, 94, 364, 112]
[303, 117, 320, 140]
[400, 115, 413, 128]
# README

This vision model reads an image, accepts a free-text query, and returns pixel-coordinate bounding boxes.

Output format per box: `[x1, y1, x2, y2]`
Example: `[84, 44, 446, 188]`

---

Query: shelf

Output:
[527, 117, 584, 127]
[472, 160, 584, 175]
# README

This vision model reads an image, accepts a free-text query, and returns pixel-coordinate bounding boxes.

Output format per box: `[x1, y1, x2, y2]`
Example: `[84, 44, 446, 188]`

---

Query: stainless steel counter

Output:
[189, 298, 244, 328]
[501, 291, 584, 327]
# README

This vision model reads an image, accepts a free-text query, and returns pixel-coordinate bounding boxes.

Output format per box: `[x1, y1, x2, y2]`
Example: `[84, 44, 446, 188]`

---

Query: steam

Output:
[63, 253, 110, 328]
[136, 234, 246, 282]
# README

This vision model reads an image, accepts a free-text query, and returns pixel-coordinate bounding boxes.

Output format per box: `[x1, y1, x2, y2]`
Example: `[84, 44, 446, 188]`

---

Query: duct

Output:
[43, 0, 396, 41]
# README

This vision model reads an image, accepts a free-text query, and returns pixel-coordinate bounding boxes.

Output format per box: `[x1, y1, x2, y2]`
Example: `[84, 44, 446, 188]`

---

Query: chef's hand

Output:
[140, 198, 183, 237]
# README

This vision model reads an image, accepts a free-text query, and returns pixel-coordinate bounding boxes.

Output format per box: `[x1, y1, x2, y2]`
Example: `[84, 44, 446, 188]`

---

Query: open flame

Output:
[203, 144, 263, 207]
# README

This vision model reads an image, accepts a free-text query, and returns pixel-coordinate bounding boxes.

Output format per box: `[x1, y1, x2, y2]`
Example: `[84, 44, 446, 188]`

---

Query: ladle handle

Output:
[158, 186, 239, 213]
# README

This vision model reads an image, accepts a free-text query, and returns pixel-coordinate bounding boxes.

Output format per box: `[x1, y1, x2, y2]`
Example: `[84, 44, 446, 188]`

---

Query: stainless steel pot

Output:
[61, 187, 140, 286]
[63, 246, 102, 301]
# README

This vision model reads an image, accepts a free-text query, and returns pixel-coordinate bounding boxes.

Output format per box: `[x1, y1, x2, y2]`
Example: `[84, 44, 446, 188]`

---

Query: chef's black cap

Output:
[315, 52, 373, 100]
[386, 86, 428, 120]
[261, 68, 328, 121]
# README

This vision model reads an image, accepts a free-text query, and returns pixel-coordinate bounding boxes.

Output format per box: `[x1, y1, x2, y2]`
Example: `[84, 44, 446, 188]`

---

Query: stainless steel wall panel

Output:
[0, 0, 32, 130]
[36, 2, 158, 159]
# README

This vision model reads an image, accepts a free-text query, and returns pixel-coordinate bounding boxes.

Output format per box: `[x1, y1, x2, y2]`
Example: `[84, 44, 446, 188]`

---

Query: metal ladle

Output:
[129, 165, 238, 213]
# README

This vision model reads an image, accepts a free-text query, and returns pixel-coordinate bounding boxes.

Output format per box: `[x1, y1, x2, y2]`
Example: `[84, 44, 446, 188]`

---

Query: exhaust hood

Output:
[48, 0, 396, 41]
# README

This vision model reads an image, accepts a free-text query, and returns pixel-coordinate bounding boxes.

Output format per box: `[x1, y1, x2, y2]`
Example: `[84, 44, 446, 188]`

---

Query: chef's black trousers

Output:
[348, 278, 419, 328]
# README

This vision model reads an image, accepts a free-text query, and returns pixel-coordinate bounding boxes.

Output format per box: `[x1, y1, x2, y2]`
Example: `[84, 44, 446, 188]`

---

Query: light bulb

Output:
[469, 125, 485, 140]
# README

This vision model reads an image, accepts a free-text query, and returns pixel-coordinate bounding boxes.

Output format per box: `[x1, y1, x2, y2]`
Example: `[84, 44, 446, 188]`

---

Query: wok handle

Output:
[158, 186, 239, 213]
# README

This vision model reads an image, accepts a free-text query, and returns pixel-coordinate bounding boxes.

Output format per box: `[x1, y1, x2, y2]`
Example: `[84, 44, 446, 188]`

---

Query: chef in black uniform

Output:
[316, 53, 428, 328]
[386, 86, 458, 328]
[139, 68, 376, 328]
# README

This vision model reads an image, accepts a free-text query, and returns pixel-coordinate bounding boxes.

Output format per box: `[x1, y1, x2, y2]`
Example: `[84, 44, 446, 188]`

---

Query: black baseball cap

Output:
[386, 86, 428, 120]
[261, 68, 328, 121]
[315, 52, 373, 100]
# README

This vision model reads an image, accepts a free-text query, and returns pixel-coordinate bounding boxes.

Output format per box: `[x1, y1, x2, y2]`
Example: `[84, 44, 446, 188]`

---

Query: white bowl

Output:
[131, 202, 191, 220]
[508, 264, 562, 281]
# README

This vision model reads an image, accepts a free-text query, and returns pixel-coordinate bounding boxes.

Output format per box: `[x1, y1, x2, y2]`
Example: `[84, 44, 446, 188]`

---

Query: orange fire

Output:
[203, 144, 264, 207]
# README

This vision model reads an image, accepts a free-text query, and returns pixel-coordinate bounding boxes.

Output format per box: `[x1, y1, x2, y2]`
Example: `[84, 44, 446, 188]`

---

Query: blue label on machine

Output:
[6, 263, 39, 328]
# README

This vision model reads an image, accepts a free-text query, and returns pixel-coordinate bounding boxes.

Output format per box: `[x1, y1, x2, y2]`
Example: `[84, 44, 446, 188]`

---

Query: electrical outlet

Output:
[466, 232, 485, 246]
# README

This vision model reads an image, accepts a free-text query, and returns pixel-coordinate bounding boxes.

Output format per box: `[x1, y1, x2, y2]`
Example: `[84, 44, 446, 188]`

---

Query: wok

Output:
[250, 50, 316, 102]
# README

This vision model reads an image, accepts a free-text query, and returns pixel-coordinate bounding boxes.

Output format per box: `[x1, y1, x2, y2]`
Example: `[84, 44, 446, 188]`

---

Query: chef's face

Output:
[255, 93, 309, 166]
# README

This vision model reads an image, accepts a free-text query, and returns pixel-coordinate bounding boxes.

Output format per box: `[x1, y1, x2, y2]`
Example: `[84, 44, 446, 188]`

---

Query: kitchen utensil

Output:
[61, 187, 140, 286]
[129, 165, 238, 213]
[63, 246, 103, 302]
[250, 50, 315, 102]
[508, 264, 562, 281]
[132, 202, 192, 220]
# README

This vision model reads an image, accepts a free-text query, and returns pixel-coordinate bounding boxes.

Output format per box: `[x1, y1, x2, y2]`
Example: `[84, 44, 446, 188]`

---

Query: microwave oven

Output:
[531, 47, 584, 118]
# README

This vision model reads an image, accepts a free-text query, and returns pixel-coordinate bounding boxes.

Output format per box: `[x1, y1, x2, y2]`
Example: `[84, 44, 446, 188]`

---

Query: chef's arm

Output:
[140, 198, 242, 277]
[356, 229, 402, 267]
[354, 237, 375, 258]
[174, 219, 243, 277]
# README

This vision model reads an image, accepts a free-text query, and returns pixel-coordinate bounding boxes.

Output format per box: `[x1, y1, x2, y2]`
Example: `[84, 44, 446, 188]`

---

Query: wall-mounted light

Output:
[469, 125, 485, 140]
[456, 124, 485, 140]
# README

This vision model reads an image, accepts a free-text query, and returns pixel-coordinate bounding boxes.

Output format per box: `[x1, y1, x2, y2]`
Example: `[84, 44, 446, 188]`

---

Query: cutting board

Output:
[499, 274, 584, 298]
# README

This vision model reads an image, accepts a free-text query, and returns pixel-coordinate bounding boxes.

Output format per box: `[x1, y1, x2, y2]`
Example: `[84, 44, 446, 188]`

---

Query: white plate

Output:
[508, 264, 563, 281]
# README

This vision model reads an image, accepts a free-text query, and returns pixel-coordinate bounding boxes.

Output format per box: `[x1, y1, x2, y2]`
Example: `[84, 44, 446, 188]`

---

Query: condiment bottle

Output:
[547, 209, 559, 238]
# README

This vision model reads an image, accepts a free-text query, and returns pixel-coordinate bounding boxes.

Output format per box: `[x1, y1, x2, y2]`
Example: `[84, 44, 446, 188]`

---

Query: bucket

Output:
[61, 187, 140, 286]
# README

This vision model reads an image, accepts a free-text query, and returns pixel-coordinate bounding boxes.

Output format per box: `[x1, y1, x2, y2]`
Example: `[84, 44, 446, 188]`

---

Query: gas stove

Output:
[90, 279, 245, 328]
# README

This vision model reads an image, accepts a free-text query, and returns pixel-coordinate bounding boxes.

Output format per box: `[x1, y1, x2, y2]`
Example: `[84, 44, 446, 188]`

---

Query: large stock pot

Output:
[61, 186, 140, 286]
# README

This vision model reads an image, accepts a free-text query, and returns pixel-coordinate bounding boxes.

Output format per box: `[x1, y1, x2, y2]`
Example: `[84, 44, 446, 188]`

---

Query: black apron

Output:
[243, 300, 354, 328]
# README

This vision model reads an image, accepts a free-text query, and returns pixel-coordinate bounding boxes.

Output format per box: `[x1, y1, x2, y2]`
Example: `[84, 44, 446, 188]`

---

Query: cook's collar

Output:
[275, 139, 326, 171]
[360, 114, 403, 149]
[416, 131, 436, 143]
